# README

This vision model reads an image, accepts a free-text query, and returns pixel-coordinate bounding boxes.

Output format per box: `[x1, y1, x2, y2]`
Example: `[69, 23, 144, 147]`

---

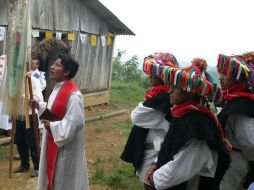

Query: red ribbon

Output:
[223, 83, 254, 101]
[172, 99, 224, 138]
[144, 85, 170, 100]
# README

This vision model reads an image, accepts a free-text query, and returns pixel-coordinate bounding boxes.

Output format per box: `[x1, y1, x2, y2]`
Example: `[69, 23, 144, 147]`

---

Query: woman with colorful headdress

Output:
[217, 52, 254, 190]
[121, 52, 178, 190]
[146, 58, 231, 190]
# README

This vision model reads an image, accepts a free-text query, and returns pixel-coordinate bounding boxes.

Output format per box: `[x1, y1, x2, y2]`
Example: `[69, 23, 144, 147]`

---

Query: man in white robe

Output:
[0, 101, 12, 131]
[31, 58, 46, 91]
[13, 75, 43, 175]
[217, 52, 254, 190]
[33, 54, 89, 190]
[0, 55, 11, 132]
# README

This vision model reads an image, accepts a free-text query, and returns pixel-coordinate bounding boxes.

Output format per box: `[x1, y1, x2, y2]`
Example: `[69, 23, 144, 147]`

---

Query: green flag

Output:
[3, 0, 31, 116]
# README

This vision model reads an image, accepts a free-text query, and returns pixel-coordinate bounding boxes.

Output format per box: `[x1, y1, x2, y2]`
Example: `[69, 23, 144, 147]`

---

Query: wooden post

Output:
[26, 62, 40, 158]
[8, 0, 15, 179]
[25, 74, 31, 128]
[8, 117, 16, 178]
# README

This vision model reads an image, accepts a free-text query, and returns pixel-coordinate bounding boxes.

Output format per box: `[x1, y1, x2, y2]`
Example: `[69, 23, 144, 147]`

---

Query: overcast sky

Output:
[100, 0, 254, 67]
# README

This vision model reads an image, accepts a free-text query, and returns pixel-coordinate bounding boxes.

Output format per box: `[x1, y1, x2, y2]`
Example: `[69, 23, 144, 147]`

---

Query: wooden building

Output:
[0, 0, 134, 107]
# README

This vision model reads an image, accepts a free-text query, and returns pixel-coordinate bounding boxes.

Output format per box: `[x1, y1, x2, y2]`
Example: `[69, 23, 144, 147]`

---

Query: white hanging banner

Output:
[0, 27, 6, 41]
[32, 29, 40, 38]
[0, 55, 6, 88]
[80, 33, 87, 44]
[56, 32, 62, 40]
[101, 36, 106, 46]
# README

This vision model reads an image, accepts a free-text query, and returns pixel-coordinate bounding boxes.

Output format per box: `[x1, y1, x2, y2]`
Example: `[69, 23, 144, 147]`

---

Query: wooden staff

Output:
[9, 75, 31, 178]
[25, 73, 30, 128]
[26, 62, 40, 158]
[8, 0, 15, 178]
[8, 116, 16, 178]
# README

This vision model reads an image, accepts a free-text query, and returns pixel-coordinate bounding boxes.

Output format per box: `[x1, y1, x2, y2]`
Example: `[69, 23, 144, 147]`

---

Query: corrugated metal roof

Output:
[82, 0, 135, 36]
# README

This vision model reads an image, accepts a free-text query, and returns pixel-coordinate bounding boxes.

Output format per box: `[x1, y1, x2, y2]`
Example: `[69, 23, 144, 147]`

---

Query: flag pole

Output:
[7, 0, 15, 179]
[8, 117, 16, 178]
[7, 0, 32, 177]
[26, 62, 40, 158]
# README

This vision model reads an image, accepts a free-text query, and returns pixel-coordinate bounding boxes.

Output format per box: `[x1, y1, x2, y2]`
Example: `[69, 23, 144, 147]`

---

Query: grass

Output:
[89, 81, 146, 189]
[90, 118, 143, 190]
[94, 128, 102, 134]
[89, 80, 143, 189]
[108, 119, 132, 137]
[0, 145, 9, 161]
[90, 157, 143, 190]
[110, 80, 146, 109]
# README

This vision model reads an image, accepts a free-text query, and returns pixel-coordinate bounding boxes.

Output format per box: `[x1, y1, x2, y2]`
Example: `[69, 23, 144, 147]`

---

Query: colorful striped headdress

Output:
[217, 52, 254, 90]
[143, 52, 178, 77]
[162, 58, 221, 102]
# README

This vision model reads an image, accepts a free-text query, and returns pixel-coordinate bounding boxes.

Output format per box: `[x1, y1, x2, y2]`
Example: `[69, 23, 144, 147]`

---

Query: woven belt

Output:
[145, 143, 154, 150]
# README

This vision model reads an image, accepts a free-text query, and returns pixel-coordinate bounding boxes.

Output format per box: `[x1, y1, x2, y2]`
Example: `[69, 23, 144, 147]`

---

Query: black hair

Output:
[32, 58, 40, 65]
[57, 54, 79, 79]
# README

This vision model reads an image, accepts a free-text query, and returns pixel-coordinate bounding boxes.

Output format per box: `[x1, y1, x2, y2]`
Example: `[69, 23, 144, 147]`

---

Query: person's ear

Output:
[64, 71, 70, 78]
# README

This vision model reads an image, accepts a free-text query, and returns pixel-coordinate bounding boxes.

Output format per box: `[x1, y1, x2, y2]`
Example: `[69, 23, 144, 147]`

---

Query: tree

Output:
[123, 55, 142, 82]
[112, 49, 125, 81]
[112, 49, 142, 82]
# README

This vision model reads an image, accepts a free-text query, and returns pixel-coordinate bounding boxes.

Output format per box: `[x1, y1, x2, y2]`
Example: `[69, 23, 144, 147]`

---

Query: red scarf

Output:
[223, 83, 254, 101]
[144, 85, 170, 100]
[172, 99, 224, 138]
[47, 80, 78, 190]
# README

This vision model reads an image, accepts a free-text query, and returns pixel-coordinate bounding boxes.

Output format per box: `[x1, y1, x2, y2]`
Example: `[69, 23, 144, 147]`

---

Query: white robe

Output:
[38, 81, 89, 190]
[153, 139, 218, 190]
[131, 102, 169, 183]
[220, 113, 254, 190]
[0, 55, 11, 130]
[0, 101, 11, 130]
[32, 69, 46, 91]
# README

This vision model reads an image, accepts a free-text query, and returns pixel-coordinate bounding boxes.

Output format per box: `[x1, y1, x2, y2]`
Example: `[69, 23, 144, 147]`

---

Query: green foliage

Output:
[111, 50, 151, 108]
[138, 75, 150, 89]
[112, 49, 142, 83]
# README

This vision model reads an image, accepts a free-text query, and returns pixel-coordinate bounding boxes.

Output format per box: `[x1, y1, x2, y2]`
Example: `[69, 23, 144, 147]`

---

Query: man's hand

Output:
[26, 71, 32, 77]
[145, 163, 157, 186]
[29, 100, 39, 109]
[42, 119, 51, 131]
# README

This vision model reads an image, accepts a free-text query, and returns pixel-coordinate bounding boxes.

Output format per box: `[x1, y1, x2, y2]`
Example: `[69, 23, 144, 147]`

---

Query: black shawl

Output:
[157, 111, 230, 190]
[218, 97, 254, 127]
[120, 92, 171, 171]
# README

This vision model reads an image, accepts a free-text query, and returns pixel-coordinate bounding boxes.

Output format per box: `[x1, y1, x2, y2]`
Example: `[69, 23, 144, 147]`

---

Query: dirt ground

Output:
[0, 104, 130, 190]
